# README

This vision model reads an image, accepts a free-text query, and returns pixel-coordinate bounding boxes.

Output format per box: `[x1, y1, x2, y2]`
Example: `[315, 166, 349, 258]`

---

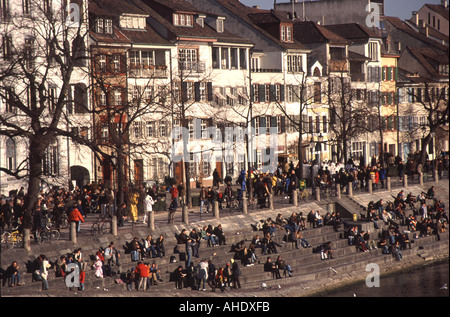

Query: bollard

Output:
[316, 187, 321, 202]
[434, 169, 439, 184]
[269, 194, 274, 210]
[149, 210, 155, 231]
[403, 174, 408, 188]
[213, 201, 220, 219]
[242, 195, 248, 214]
[70, 222, 77, 244]
[368, 180, 373, 194]
[112, 215, 117, 236]
[23, 228, 31, 252]
[182, 204, 189, 226]
[293, 189, 298, 207]
[419, 172, 424, 186]
[337, 184, 341, 199]
[348, 182, 353, 197]
[387, 177, 391, 192]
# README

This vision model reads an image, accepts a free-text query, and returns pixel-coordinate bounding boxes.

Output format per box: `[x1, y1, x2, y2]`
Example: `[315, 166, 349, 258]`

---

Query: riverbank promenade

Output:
[1, 177, 448, 298]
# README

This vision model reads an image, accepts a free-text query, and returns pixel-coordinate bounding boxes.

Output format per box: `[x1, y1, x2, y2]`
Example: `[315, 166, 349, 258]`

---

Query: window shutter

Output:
[207, 82, 213, 101]
[194, 82, 200, 102]
[258, 85, 265, 102]
[280, 85, 285, 102]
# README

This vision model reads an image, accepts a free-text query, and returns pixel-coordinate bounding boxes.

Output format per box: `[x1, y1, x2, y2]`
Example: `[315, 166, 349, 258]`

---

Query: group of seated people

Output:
[127, 234, 166, 262]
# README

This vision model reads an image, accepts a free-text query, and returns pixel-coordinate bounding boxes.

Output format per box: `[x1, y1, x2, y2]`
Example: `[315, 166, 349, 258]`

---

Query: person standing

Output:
[40, 255, 51, 290]
[129, 190, 139, 223]
[143, 192, 154, 225]
[231, 259, 242, 289]
[68, 206, 84, 233]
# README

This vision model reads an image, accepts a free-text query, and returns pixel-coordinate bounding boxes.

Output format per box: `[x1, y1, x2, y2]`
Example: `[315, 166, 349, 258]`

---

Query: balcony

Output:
[179, 61, 206, 74]
[351, 73, 366, 82]
[129, 65, 168, 78]
[329, 60, 348, 72]
[251, 68, 282, 73]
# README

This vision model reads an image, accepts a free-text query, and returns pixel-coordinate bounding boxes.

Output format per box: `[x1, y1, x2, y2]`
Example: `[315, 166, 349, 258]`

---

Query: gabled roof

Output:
[143, 0, 200, 14]
[212, 0, 308, 51]
[293, 21, 350, 45]
[424, 4, 449, 21]
[383, 16, 448, 52]
[324, 23, 381, 43]
[89, 0, 171, 46]
[89, 0, 148, 17]
[404, 46, 449, 80]
[131, 0, 252, 45]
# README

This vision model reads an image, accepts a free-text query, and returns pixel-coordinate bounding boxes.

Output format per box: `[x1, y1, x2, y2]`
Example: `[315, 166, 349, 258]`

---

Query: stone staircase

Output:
[1, 180, 448, 296]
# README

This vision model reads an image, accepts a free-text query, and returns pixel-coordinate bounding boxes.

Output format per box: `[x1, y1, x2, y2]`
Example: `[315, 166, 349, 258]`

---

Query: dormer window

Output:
[96, 18, 114, 34]
[174, 13, 193, 27]
[217, 19, 224, 33]
[120, 15, 147, 29]
[196, 14, 205, 27]
[281, 25, 292, 42]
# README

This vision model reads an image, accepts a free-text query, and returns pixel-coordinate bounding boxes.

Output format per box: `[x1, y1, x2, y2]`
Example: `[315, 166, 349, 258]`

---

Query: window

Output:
[159, 121, 167, 137]
[173, 13, 193, 27]
[24, 38, 34, 70]
[287, 54, 303, 73]
[179, 48, 198, 71]
[112, 55, 121, 73]
[96, 18, 113, 34]
[133, 122, 144, 139]
[146, 121, 155, 137]
[1, 0, 11, 22]
[217, 19, 224, 33]
[314, 82, 321, 103]
[98, 54, 107, 71]
[43, 141, 59, 176]
[2, 35, 12, 60]
[251, 57, 259, 71]
[352, 142, 365, 161]
[281, 26, 292, 42]
[22, 0, 31, 16]
[104, 19, 113, 34]
[6, 138, 15, 171]
[368, 42, 379, 61]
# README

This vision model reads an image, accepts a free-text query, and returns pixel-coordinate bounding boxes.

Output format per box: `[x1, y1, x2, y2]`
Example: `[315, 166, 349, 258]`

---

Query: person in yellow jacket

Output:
[129, 191, 139, 222]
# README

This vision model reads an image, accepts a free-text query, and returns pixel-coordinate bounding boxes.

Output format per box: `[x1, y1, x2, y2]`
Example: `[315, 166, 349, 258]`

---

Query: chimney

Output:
[425, 26, 429, 37]
[412, 11, 418, 26]
[253, 5, 260, 9]
[441, 0, 448, 8]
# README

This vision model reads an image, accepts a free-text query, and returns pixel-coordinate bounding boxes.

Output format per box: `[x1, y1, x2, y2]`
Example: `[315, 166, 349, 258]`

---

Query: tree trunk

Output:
[23, 137, 46, 229]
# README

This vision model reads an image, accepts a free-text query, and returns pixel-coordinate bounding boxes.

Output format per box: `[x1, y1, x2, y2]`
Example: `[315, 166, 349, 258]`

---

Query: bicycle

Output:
[36, 225, 61, 245]
[91, 215, 112, 236]
[1, 225, 24, 249]
[227, 197, 241, 214]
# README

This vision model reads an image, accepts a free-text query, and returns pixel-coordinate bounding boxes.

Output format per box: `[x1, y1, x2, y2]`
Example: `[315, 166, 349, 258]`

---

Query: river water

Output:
[316, 261, 449, 297]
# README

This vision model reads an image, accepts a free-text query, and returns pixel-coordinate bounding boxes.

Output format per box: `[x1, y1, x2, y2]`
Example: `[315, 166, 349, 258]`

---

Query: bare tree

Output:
[0, 1, 90, 228]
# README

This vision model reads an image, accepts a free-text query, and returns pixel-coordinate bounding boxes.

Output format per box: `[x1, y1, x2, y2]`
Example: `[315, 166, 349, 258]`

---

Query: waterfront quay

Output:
[1, 178, 448, 298]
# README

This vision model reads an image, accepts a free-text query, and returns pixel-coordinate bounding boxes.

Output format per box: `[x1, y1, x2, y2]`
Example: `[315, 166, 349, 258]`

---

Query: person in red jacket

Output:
[136, 262, 150, 291]
[68, 207, 84, 233]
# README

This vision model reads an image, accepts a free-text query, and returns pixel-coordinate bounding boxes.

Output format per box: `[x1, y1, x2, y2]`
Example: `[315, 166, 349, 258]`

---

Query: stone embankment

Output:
[1, 180, 448, 297]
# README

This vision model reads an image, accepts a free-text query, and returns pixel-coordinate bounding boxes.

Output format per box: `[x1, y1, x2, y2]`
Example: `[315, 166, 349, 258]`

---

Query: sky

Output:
[240, 0, 442, 20]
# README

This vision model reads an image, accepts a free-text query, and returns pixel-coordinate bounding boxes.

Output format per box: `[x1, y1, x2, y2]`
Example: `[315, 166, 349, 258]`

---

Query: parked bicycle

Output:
[227, 197, 241, 214]
[1, 227, 23, 249]
[91, 215, 112, 236]
[36, 224, 61, 245]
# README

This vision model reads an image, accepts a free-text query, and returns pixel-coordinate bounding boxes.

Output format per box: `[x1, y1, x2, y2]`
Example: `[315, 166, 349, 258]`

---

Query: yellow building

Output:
[380, 53, 400, 157]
